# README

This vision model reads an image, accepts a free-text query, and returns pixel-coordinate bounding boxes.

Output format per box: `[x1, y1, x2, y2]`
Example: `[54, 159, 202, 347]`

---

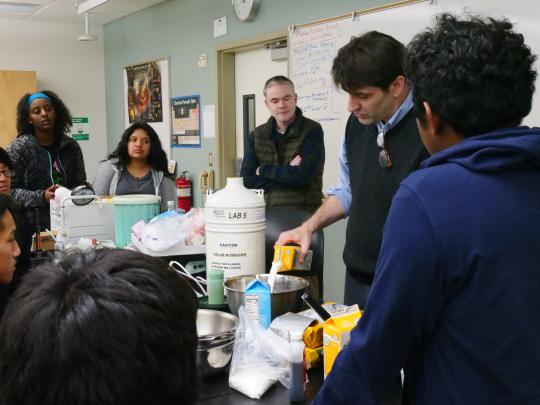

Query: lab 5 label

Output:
[229, 211, 247, 219]
[207, 207, 265, 222]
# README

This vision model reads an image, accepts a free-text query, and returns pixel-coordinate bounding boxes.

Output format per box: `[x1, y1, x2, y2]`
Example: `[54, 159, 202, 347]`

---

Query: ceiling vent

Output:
[0, 1, 44, 15]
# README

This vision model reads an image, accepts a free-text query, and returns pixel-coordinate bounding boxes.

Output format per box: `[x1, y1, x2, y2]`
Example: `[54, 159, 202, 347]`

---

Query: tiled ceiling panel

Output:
[0, 0, 165, 24]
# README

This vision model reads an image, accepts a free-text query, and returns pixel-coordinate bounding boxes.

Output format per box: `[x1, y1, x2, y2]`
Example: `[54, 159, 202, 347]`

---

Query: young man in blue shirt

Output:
[315, 14, 540, 404]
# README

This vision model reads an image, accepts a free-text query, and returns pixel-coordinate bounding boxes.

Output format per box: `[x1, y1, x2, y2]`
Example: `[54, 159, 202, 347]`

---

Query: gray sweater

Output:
[92, 159, 176, 212]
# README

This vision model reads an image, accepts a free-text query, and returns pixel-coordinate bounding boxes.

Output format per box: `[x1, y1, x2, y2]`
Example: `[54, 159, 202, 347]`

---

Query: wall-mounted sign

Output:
[71, 117, 89, 141]
[171, 95, 201, 148]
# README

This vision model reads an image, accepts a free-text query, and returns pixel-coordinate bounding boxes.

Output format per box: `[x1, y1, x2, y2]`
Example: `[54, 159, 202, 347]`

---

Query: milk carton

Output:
[244, 277, 271, 328]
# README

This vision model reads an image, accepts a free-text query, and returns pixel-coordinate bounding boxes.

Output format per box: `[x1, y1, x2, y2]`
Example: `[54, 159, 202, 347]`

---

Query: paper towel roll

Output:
[54, 186, 72, 204]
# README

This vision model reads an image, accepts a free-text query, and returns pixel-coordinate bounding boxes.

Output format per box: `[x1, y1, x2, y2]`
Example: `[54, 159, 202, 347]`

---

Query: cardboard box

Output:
[273, 245, 312, 271]
[32, 231, 57, 251]
[322, 305, 362, 378]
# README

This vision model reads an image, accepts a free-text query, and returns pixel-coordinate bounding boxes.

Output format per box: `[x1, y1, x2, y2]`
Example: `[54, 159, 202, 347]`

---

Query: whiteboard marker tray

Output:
[131, 233, 205, 257]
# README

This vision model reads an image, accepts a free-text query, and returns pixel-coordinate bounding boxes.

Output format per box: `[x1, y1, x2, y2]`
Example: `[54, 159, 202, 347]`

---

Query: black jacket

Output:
[7, 134, 87, 230]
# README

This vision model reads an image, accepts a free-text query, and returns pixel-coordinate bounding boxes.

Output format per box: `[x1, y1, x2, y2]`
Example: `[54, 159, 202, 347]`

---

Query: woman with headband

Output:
[7, 90, 87, 231]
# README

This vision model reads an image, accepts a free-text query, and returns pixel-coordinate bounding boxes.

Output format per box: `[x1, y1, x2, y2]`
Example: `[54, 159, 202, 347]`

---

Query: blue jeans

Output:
[343, 270, 371, 309]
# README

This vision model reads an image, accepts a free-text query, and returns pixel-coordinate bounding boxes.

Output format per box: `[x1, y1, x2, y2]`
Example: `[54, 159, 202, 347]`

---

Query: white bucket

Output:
[205, 177, 265, 279]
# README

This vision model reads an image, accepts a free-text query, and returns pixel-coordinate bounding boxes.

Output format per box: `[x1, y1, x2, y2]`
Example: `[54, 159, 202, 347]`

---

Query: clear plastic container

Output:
[289, 330, 306, 402]
[54, 233, 65, 264]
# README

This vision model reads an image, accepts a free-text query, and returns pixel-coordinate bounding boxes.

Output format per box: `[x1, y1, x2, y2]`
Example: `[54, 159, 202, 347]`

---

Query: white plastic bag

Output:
[140, 208, 205, 251]
[228, 306, 290, 399]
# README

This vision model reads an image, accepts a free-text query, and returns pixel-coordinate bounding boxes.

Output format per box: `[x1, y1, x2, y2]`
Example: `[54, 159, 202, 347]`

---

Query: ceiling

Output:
[0, 0, 166, 25]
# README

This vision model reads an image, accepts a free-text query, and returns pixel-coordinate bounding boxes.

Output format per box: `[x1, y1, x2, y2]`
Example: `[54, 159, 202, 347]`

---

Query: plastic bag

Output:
[139, 208, 205, 252]
[228, 306, 290, 399]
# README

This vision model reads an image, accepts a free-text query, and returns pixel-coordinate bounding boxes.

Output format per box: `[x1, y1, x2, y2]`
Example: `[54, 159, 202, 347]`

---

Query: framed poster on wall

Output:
[123, 58, 171, 156]
[171, 95, 201, 148]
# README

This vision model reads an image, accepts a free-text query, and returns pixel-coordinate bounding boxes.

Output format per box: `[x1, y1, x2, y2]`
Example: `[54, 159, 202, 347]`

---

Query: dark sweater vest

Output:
[344, 110, 429, 283]
[253, 111, 323, 212]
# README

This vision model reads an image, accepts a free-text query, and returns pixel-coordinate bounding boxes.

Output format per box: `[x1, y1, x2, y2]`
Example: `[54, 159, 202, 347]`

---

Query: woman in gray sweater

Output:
[93, 122, 175, 212]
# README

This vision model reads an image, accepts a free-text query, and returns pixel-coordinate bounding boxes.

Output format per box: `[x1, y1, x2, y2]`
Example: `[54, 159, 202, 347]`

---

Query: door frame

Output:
[215, 30, 287, 188]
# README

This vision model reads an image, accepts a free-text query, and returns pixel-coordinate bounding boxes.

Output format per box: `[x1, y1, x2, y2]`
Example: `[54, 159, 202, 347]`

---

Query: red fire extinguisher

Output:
[176, 171, 193, 213]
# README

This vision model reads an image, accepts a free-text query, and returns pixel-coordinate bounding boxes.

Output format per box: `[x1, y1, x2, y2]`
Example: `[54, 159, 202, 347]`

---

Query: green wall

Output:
[104, 0, 394, 183]
[103, 0, 394, 303]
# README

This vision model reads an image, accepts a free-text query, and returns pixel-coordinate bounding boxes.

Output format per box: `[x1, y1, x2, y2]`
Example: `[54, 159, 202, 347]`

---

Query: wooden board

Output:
[0, 70, 37, 148]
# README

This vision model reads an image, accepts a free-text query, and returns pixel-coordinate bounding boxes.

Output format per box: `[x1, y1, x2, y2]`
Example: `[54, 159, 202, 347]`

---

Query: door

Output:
[234, 47, 287, 173]
[0, 70, 37, 147]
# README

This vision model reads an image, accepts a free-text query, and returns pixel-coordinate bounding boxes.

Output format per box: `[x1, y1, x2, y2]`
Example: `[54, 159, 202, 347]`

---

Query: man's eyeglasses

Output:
[377, 130, 392, 169]
[0, 169, 15, 178]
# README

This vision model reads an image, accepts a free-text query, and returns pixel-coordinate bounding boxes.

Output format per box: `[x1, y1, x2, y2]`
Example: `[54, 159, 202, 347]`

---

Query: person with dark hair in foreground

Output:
[93, 121, 175, 212]
[0, 148, 31, 306]
[315, 14, 540, 404]
[0, 193, 21, 316]
[7, 90, 87, 231]
[0, 194, 21, 287]
[0, 249, 198, 405]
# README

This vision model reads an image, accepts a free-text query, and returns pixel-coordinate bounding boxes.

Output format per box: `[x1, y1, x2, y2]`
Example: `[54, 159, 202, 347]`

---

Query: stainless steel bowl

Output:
[197, 309, 238, 338]
[224, 274, 309, 320]
[197, 338, 235, 379]
[197, 309, 238, 379]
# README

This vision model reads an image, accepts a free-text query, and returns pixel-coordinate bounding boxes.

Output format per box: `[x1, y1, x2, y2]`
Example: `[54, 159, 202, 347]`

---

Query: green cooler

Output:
[112, 194, 161, 248]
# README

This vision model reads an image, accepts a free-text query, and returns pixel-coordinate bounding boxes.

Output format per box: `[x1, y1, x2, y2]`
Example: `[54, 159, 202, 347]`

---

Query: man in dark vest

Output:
[277, 32, 429, 308]
[241, 75, 325, 213]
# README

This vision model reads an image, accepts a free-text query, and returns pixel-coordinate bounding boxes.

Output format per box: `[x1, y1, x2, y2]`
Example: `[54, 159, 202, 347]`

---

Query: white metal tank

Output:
[205, 177, 265, 278]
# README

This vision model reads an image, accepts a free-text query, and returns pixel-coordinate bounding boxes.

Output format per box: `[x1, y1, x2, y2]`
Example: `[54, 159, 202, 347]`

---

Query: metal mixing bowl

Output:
[197, 309, 238, 339]
[224, 274, 309, 320]
[197, 309, 239, 379]
[197, 339, 235, 379]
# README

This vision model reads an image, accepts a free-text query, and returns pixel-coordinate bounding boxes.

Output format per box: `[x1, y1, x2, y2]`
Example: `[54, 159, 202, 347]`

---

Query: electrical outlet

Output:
[198, 53, 207, 68]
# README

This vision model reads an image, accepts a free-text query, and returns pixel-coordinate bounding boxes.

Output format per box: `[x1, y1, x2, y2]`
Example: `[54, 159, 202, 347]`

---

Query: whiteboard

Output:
[289, 0, 540, 190]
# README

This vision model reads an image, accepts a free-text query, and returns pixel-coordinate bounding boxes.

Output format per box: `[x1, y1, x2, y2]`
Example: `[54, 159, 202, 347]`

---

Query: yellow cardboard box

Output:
[322, 305, 362, 378]
[273, 245, 312, 271]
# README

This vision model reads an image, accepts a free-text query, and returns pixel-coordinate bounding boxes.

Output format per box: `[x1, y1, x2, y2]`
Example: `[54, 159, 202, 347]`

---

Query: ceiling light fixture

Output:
[76, 0, 110, 15]
[78, 12, 97, 41]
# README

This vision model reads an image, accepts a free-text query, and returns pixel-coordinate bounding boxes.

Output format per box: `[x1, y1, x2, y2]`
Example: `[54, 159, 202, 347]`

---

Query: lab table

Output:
[198, 367, 323, 404]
